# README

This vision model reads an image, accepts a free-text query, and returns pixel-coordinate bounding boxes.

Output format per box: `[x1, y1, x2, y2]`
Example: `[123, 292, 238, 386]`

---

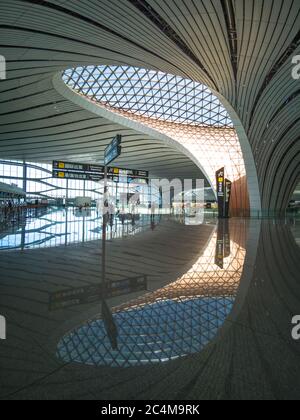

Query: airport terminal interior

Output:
[0, 0, 299, 401]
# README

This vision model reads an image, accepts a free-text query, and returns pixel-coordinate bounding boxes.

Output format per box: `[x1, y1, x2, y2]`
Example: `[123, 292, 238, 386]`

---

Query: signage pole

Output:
[102, 134, 122, 293]
[102, 165, 108, 286]
[66, 179, 69, 208]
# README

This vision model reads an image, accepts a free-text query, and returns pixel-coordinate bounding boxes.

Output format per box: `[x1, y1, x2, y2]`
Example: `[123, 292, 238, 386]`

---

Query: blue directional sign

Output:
[104, 135, 122, 166]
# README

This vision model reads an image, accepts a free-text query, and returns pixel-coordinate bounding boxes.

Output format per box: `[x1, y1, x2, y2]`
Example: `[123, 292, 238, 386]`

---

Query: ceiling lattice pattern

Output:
[63, 66, 233, 128]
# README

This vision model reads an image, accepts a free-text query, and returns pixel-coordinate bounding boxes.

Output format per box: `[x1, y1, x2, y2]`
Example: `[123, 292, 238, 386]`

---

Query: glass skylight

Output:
[63, 66, 233, 128]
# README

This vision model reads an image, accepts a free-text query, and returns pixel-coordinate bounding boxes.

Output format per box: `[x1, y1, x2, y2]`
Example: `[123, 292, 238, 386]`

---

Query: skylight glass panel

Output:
[63, 65, 233, 128]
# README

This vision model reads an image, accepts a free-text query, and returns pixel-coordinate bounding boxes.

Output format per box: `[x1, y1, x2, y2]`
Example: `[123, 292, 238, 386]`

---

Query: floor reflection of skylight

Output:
[63, 66, 233, 128]
[57, 297, 234, 368]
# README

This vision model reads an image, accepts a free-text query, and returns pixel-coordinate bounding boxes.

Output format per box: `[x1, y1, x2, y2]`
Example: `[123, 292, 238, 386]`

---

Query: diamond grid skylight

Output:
[63, 66, 233, 128]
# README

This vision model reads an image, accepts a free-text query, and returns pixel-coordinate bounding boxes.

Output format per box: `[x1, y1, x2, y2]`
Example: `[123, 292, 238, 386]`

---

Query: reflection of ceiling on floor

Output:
[2, 219, 300, 399]
[57, 221, 246, 367]
[57, 297, 234, 367]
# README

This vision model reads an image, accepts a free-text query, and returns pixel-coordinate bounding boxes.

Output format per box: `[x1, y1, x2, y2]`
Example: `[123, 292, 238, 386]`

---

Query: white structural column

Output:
[216, 94, 262, 216]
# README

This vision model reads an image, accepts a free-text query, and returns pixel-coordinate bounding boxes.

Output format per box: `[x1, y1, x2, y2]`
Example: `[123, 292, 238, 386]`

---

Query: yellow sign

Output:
[113, 168, 119, 174]
[58, 162, 65, 169]
[58, 172, 65, 178]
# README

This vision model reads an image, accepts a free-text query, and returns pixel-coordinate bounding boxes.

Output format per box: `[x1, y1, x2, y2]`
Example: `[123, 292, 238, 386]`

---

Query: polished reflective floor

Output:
[0, 215, 300, 400]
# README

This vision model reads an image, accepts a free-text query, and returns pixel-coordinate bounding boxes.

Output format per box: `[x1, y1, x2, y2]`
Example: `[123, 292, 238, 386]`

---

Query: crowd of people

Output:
[94, 197, 160, 230]
[0, 198, 50, 224]
[0, 199, 27, 222]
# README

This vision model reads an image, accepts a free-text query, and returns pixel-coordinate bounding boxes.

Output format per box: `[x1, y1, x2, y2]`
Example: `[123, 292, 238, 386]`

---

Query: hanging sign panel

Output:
[104, 135, 122, 166]
[52, 161, 104, 181]
[53, 161, 149, 184]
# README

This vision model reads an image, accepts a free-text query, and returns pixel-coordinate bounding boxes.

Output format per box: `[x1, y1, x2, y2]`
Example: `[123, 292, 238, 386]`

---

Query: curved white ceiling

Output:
[0, 0, 299, 211]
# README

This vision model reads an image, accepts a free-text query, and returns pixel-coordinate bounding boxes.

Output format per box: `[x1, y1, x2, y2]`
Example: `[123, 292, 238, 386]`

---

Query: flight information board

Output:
[53, 161, 149, 184]
[53, 161, 104, 181]
[107, 167, 149, 184]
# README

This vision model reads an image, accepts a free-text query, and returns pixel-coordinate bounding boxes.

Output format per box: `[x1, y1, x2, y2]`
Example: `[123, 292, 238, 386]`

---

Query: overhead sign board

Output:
[104, 135, 122, 166]
[52, 161, 104, 181]
[107, 167, 148, 178]
[53, 161, 149, 184]
[108, 167, 149, 184]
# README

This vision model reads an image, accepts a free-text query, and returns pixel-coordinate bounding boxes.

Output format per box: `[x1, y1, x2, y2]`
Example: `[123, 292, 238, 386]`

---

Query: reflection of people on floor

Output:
[131, 202, 136, 219]
[131, 214, 136, 227]
[151, 220, 156, 231]
[119, 207, 126, 226]
[96, 198, 102, 216]
[151, 202, 157, 222]
[109, 202, 115, 228]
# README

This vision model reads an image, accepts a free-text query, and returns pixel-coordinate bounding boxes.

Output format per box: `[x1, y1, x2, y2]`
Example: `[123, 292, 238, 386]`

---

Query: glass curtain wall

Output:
[0, 160, 102, 202]
[0, 160, 158, 210]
